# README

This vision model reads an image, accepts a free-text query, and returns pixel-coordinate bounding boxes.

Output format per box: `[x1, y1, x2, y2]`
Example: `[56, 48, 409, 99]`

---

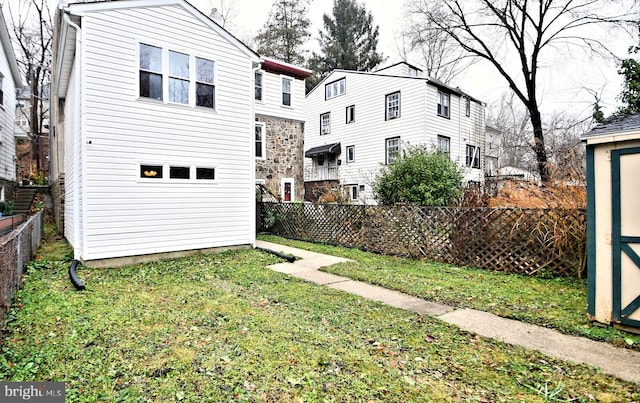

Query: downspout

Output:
[251, 61, 260, 247]
[64, 13, 83, 261]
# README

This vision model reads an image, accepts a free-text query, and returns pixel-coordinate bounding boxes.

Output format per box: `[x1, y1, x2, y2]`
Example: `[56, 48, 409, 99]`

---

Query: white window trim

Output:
[386, 91, 400, 120]
[466, 145, 481, 169]
[437, 135, 451, 154]
[136, 162, 218, 184]
[281, 75, 294, 107]
[255, 122, 266, 160]
[437, 91, 450, 118]
[348, 184, 359, 201]
[385, 137, 401, 165]
[346, 145, 355, 163]
[325, 77, 346, 100]
[346, 105, 355, 124]
[255, 70, 263, 102]
[281, 178, 294, 202]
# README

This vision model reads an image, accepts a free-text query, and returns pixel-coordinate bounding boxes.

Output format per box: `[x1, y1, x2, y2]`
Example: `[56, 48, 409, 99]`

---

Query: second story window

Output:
[320, 112, 330, 135]
[169, 51, 189, 104]
[386, 92, 400, 120]
[465, 97, 471, 117]
[255, 71, 263, 101]
[346, 145, 355, 162]
[325, 78, 346, 100]
[437, 91, 450, 118]
[139, 43, 163, 100]
[466, 144, 481, 169]
[437, 135, 450, 154]
[346, 105, 355, 124]
[282, 77, 292, 106]
[0, 74, 4, 106]
[196, 57, 215, 108]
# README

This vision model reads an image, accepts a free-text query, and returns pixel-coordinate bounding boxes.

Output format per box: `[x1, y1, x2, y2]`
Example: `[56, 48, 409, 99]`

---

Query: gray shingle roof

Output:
[585, 113, 640, 137]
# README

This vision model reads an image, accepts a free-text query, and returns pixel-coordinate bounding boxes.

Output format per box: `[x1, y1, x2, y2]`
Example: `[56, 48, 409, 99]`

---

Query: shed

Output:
[582, 113, 640, 331]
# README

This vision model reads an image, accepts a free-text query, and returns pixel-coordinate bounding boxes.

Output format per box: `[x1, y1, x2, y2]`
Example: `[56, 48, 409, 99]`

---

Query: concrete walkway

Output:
[256, 240, 640, 385]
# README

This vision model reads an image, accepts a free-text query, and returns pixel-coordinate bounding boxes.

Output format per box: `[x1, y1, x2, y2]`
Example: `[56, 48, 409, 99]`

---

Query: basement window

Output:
[196, 167, 215, 180]
[170, 166, 190, 179]
[140, 164, 163, 178]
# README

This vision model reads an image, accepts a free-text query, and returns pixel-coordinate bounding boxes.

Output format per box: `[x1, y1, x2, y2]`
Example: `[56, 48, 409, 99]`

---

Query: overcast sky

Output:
[44, 0, 636, 118]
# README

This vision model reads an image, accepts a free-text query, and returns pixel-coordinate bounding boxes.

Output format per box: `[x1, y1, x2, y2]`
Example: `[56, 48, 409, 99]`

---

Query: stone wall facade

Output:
[255, 115, 305, 201]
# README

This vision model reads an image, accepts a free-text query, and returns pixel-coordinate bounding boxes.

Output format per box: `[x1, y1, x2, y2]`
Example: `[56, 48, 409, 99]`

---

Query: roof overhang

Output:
[260, 57, 312, 80]
[305, 143, 341, 158]
[581, 130, 640, 145]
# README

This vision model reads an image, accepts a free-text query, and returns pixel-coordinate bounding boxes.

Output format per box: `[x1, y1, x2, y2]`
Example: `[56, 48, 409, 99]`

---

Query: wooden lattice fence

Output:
[257, 202, 587, 278]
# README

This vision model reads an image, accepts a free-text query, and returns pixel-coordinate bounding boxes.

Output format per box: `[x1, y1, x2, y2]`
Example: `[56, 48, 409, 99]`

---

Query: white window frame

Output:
[137, 42, 216, 109]
[325, 77, 346, 100]
[465, 97, 471, 117]
[168, 50, 190, 105]
[466, 145, 481, 169]
[346, 145, 355, 163]
[437, 135, 450, 154]
[320, 112, 330, 135]
[346, 105, 355, 124]
[281, 76, 293, 107]
[386, 137, 401, 165]
[386, 91, 400, 120]
[281, 178, 294, 202]
[437, 91, 450, 118]
[255, 122, 266, 160]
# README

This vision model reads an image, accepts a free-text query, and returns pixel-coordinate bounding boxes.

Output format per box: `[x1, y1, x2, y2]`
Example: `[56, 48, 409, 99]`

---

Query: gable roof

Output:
[0, 7, 23, 87]
[307, 69, 483, 104]
[56, 0, 259, 95]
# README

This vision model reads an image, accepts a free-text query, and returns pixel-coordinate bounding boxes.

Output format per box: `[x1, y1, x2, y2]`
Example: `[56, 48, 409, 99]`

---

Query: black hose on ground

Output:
[255, 246, 296, 262]
[69, 259, 86, 291]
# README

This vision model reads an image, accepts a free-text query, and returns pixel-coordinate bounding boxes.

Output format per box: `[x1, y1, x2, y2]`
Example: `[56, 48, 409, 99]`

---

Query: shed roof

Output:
[582, 113, 640, 141]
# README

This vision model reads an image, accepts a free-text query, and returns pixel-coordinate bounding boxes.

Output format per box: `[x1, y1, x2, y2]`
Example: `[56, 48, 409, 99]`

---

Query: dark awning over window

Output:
[304, 143, 341, 157]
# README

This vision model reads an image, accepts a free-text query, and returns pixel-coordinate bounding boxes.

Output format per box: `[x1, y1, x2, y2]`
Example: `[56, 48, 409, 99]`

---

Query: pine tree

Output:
[618, 45, 640, 115]
[254, 0, 311, 66]
[307, 0, 384, 90]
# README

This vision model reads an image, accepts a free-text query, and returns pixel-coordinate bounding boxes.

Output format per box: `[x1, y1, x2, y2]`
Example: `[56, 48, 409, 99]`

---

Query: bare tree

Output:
[5, 0, 53, 174]
[208, 0, 236, 30]
[408, 0, 637, 182]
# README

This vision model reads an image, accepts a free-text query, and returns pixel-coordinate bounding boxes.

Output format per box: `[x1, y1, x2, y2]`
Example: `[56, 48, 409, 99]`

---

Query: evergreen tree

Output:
[618, 45, 640, 115]
[254, 0, 311, 66]
[307, 0, 384, 90]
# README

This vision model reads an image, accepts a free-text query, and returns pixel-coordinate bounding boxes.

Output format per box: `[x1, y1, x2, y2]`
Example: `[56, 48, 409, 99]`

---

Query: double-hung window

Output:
[255, 71, 263, 101]
[196, 57, 215, 108]
[255, 122, 266, 159]
[437, 135, 450, 154]
[466, 145, 481, 169]
[465, 97, 471, 117]
[169, 51, 189, 104]
[346, 145, 355, 162]
[320, 112, 330, 135]
[282, 77, 292, 106]
[386, 137, 400, 164]
[386, 92, 400, 120]
[139, 44, 163, 100]
[437, 91, 450, 118]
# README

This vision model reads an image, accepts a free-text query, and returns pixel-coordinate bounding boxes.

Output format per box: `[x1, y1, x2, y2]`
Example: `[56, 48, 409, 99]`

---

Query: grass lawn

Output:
[259, 235, 640, 352]
[0, 234, 638, 401]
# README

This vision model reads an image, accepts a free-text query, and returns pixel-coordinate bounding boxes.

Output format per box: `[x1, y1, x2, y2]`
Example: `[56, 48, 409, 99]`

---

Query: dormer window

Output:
[325, 78, 345, 100]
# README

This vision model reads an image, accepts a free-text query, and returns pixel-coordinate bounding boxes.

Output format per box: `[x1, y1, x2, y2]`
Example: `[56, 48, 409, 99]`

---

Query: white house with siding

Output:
[254, 57, 311, 202]
[0, 7, 22, 202]
[51, 0, 259, 267]
[304, 62, 486, 204]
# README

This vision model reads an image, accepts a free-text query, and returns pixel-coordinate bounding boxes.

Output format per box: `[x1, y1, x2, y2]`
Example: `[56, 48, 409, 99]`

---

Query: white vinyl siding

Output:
[304, 69, 486, 203]
[254, 70, 305, 121]
[0, 57, 17, 183]
[74, 4, 255, 260]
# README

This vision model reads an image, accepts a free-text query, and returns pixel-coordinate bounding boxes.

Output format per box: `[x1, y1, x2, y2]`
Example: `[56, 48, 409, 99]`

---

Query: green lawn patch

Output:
[0, 237, 638, 401]
[259, 235, 640, 351]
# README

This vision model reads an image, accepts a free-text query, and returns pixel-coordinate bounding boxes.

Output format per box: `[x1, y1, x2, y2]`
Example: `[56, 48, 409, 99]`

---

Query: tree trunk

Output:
[29, 69, 41, 173]
[529, 108, 549, 183]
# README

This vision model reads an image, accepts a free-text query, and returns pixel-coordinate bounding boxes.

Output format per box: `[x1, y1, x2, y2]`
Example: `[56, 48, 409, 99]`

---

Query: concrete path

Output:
[256, 240, 640, 385]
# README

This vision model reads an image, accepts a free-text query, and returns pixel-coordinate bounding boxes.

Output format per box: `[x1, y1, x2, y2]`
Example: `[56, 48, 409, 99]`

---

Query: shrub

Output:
[373, 145, 464, 206]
